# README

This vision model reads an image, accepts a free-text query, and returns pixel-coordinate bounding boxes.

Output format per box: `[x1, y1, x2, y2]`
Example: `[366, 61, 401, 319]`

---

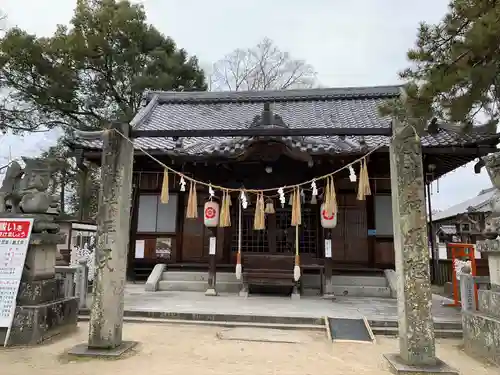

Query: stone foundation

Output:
[462, 289, 500, 365]
[0, 297, 78, 345]
[467, 237, 500, 365]
[0, 222, 78, 346]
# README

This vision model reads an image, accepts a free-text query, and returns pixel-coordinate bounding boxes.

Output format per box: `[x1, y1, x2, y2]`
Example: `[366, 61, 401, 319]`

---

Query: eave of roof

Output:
[431, 187, 495, 222]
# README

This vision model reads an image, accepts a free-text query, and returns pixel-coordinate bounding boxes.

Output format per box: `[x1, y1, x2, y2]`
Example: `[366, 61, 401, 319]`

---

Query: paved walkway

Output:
[93, 284, 461, 322]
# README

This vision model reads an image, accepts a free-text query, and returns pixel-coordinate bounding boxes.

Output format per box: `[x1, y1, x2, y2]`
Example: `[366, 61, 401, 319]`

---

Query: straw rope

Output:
[113, 128, 380, 195]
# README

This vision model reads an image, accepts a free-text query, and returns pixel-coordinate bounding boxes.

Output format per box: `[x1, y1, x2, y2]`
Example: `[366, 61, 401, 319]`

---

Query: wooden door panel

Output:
[344, 204, 368, 263]
[330, 207, 346, 261]
[182, 206, 207, 261]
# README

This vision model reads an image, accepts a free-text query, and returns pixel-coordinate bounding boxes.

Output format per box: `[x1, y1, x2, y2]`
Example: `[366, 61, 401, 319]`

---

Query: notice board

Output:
[0, 218, 34, 345]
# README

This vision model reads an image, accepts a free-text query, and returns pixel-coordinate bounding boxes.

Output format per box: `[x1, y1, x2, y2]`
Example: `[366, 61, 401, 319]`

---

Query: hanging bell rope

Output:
[235, 198, 243, 280]
[160, 169, 169, 204]
[253, 192, 265, 230]
[186, 181, 198, 218]
[293, 225, 301, 281]
[291, 187, 302, 227]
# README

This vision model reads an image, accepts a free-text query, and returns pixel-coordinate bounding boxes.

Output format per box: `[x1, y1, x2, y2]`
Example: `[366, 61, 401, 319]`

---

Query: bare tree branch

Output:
[211, 37, 318, 91]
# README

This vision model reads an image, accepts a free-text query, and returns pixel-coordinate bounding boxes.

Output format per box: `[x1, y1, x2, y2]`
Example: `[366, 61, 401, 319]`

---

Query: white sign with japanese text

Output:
[0, 218, 34, 331]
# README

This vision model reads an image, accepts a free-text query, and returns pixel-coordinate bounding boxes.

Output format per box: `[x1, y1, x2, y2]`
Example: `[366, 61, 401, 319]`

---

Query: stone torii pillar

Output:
[384, 120, 457, 374]
[68, 122, 137, 358]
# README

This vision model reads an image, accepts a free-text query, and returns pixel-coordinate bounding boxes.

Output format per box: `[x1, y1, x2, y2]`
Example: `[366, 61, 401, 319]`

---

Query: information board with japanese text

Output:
[0, 218, 34, 328]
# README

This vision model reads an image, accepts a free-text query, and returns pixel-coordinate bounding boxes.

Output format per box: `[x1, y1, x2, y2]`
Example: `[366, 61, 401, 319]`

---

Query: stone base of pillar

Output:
[67, 341, 138, 359]
[322, 294, 336, 300]
[384, 354, 458, 375]
[239, 284, 249, 297]
[291, 285, 300, 300]
[205, 288, 218, 296]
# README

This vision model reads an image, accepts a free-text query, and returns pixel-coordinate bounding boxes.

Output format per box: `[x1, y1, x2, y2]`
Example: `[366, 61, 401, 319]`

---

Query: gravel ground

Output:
[0, 323, 497, 375]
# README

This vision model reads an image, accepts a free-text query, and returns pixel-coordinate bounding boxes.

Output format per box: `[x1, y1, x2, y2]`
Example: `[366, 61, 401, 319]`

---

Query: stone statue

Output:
[0, 157, 61, 233]
[482, 152, 500, 239]
[0, 161, 24, 212]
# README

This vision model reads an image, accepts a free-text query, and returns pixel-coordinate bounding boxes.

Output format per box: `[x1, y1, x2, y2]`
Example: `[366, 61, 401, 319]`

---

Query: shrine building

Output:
[70, 86, 500, 297]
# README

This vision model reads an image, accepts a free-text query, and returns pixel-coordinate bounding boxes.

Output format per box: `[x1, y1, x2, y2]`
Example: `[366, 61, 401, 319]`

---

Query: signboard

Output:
[0, 218, 34, 346]
[155, 238, 172, 259]
[459, 274, 476, 312]
[209, 237, 216, 255]
[324, 239, 332, 258]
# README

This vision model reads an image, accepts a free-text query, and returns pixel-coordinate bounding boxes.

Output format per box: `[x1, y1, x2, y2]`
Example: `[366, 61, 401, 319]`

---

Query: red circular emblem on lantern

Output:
[322, 209, 335, 221]
[205, 207, 216, 219]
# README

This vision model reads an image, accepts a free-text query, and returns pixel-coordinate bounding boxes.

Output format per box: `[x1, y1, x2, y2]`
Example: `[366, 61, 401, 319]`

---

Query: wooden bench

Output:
[241, 254, 298, 293]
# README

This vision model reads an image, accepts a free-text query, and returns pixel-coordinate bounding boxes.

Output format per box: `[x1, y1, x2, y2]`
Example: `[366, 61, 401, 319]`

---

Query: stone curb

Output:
[78, 309, 462, 330]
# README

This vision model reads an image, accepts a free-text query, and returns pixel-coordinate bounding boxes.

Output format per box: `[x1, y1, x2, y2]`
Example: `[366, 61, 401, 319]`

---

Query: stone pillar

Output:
[86, 123, 135, 351]
[384, 120, 457, 374]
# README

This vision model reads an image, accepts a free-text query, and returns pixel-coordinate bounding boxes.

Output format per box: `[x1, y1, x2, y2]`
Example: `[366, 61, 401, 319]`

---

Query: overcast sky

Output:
[0, 0, 494, 211]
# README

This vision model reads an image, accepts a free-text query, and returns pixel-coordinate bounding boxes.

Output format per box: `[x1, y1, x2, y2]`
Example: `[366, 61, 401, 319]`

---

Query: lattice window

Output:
[275, 207, 318, 254]
[231, 206, 319, 254]
[231, 209, 268, 253]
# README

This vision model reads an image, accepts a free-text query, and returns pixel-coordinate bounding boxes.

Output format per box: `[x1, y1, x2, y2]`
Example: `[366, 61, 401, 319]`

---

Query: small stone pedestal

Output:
[0, 232, 78, 346]
[462, 239, 500, 365]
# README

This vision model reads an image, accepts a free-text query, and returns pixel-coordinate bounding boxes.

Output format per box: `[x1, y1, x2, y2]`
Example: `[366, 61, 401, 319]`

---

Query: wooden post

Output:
[206, 227, 218, 296]
[324, 229, 334, 297]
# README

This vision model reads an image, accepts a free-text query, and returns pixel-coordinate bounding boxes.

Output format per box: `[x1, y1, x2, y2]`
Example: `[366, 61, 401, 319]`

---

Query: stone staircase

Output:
[156, 270, 393, 298]
[158, 271, 241, 293]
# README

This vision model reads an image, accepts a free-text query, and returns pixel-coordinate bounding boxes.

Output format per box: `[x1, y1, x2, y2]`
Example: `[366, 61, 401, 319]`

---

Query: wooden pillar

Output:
[323, 229, 334, 296]
[366, 191, 376, 268]
[384, 120, 457, 374]
[206, 226, 218, 296]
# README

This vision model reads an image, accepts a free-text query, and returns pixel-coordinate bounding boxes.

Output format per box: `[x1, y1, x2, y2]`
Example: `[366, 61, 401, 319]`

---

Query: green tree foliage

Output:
[0, 0, 207, 218]
[41, 142, 100, 220]
[0, 0, 206, 132]
[380, 0, 500, 133]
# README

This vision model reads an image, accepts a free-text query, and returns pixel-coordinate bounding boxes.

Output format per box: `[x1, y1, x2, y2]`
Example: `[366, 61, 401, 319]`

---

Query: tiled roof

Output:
[432, 187, 495, 222]
[437, 225, 457, 235]
[73, 86, 500, 156]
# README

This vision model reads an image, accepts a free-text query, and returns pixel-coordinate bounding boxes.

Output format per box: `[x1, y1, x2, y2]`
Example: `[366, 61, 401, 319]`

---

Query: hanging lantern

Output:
[320, 202, 337, 229]
[204, 201, 220, 227]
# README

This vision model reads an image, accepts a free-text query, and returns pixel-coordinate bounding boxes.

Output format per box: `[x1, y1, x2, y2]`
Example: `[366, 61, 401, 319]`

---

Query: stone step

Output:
[76, 316, 462, 339]
[77, 316, 325, 331]
[329, 285, 392, 298]
[161, 271, 237, 283]
[158, 280, 241, 293]
[371, 326, 462, 339]
[367, 319, 462, 331]
[330, 275, 388, 287]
